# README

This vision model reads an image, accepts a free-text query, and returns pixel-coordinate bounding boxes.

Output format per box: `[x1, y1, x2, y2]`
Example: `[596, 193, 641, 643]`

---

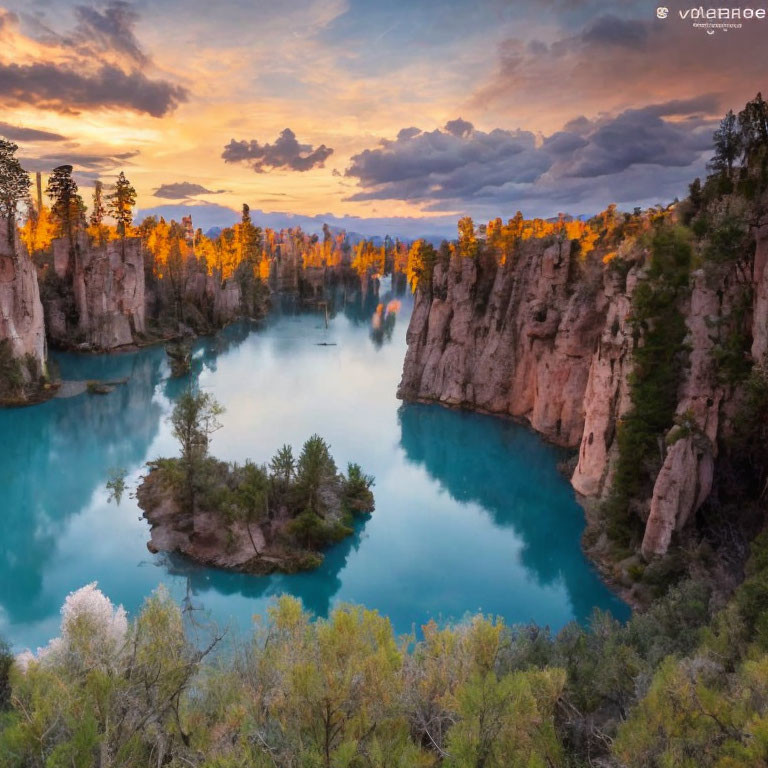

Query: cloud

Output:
[19, 150, 138, 173]
[343, 103, 715, 215]
[0, 3, 187, 116]
[554, 107, 712, 178]
[0, 62, 188, 117]
[444, 118, 474, 138]
[153, 182, 227, 199]
[70, 1, 147, 66]
[580, 14, 647, 48]
[0, 121, 67, 142]
[345, 119, 549, 202]
[222, 128, 333, 172]
[471, 9, 768, 129]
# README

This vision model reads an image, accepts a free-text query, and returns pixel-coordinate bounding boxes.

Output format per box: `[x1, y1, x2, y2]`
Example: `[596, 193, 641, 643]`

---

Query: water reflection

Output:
[0, 350, 164, 626]
[0, 304, 626, 651]
[398, 404, 629, 624]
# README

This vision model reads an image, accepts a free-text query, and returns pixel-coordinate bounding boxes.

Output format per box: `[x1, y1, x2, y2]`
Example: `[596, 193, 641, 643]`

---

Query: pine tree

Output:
[90, 180, 106, 227]
[708, 110, 742, 175]
[738, 92, 768, 159]
[0, 139, 31, 252]
[240, 203, 261, 264]
[107, 171, 136, 257]
[46, 165, 85, 254]
[89, 180, 108, 246]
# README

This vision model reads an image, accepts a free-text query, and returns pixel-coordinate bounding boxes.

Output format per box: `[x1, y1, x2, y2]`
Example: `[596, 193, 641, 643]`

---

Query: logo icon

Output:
[656, 6, 669, 18]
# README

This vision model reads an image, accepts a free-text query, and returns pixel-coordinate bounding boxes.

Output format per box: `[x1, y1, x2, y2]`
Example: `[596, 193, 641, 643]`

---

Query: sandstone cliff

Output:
[398, 214, 765, 562]
[46, 234, 145, 350]
[398, 239, 606, 447]
[0, 217, 47, 401]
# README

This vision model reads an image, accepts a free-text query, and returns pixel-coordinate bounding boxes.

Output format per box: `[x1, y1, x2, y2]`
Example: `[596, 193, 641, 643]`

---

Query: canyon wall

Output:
[0, 217, 47, 399]
[47, 234, 145, 350]
[398, 240, 607, 447]
[398, 226, 763, 560]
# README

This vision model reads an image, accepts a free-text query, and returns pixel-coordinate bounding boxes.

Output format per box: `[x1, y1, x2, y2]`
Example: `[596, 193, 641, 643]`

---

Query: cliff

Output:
[398, 238, 606, 447]
[0, 217, 47, 402]
[46, 234, 145, 350]
[398, 211, 766, 565]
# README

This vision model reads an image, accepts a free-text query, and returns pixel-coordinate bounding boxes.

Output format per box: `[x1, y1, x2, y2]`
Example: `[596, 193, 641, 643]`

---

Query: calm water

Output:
[0, 290, 628, 651]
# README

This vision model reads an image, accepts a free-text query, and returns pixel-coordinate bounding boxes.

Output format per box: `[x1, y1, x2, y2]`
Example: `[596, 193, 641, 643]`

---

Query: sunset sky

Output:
[1, 0, 767, 234]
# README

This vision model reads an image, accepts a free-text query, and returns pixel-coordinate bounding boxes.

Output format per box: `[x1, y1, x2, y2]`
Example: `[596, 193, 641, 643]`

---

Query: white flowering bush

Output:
[17, 582, 128, 672]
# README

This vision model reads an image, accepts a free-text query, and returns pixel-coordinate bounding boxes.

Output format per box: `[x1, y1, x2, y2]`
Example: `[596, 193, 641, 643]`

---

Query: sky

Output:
[1, 0, 767, 235]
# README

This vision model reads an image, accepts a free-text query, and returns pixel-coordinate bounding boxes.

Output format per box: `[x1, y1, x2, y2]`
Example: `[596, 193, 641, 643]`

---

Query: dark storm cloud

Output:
[557, 106, 713, 178]
[153, 182, 227, 199]
[19, 150, 138, 172]
[0, 62, 188, 116]
[70, 1, 147, 66]
[222, 129, 334, 173]
[0, 2, 187, 117]
[343, 104, 715, 211]
[0, 121, 67, 142]
[345, 120, 548, 202]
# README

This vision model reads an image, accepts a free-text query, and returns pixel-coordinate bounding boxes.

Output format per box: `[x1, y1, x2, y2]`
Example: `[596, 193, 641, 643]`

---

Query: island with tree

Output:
[137, 390, 375, 574]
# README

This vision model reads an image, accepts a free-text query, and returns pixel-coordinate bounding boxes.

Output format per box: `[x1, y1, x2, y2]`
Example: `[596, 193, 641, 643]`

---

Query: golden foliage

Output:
[19, 206, 57, 254]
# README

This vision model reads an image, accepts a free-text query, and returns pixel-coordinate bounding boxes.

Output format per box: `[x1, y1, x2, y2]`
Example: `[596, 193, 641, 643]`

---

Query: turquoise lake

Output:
[0, 290, 628, 651]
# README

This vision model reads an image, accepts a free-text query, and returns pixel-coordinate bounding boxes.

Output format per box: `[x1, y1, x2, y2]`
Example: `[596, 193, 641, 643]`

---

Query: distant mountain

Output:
[136, 203, 458, 242]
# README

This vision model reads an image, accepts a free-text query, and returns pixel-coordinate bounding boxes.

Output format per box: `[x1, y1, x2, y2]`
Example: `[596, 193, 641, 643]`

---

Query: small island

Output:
[137, 390, 374, 574]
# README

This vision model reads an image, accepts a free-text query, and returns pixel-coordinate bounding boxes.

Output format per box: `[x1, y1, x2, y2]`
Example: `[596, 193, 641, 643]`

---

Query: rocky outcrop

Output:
[398, 240, 606, 447]
[752, 223, 768, 363]
[0, 217, 47, 401]
[640, 271, 725, 558]
[571, 267, 638, 498]
[399, 224, 766, 560]
[182, 272, 242, 327]
[48, 235, 145, 350]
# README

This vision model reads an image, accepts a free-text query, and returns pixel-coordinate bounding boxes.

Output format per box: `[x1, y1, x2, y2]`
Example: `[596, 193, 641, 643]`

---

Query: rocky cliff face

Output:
[0, 217, 47, 400]
[752, 224, 768, 363]
[399, 221, 765, 561]
[47, 235, 145, 350]
[398, 240, 606, 447]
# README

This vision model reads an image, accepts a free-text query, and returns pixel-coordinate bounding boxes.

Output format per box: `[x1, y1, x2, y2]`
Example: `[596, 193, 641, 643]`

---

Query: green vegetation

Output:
[0, 637, 11, 712]
[605, 224, 692, 547]
[107, 171, 137, 258]
[45, 164, 85, 250]
[5, 557, 768, 767]
[0, 340, 25, 401]
[600, 93, 768, 558]
[0, 138, 31, 251]
[105, 467, 127, 505]
[140, 390, 375, 571]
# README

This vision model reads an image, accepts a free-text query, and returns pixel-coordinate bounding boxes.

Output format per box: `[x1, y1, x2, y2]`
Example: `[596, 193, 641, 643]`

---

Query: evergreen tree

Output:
[239, 203, 261, 264]
[108, 171, 137, 257]
[295, 434, 337, 517]
[233, 460, 270, 553]
[738, 92, 768, 159]
[708, 110, 742, 174]
[89, 180, 106, 227]
[46, 165, 85, 253]
[269, 444, 296, 495]
[0, 139, 31, 252]
[170, 389, 224, 512]
[89, 180, 107, 245]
